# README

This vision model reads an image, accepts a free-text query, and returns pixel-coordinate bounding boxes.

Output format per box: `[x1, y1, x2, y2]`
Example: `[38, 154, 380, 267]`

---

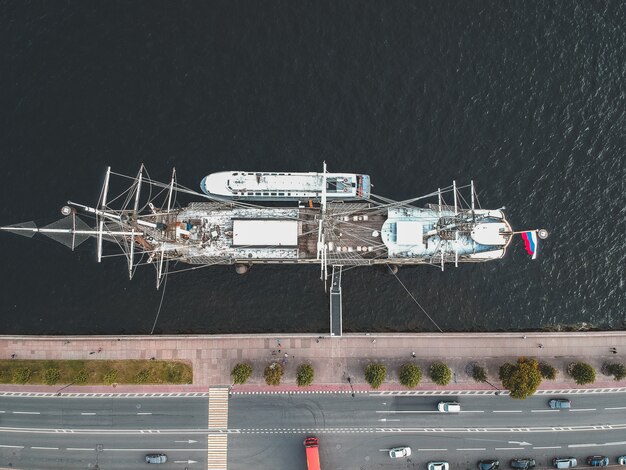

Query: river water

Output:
[0, 1, 624, 335]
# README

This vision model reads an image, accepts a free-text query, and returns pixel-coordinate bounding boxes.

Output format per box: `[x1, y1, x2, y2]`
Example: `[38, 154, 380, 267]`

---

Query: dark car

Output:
[478, 460, 500, 470]
[548, 398, 571, 409]
[511, 459, 536, 469]
[587, 456, 609, 467]
[145, 453, 167, 464]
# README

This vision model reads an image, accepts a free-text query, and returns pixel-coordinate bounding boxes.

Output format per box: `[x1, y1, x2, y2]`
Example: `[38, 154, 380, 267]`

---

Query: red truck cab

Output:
[304, 437, 321, 470]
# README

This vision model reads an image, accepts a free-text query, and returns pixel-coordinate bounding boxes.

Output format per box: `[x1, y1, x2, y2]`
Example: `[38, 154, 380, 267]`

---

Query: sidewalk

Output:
[1, 332, 625, 394]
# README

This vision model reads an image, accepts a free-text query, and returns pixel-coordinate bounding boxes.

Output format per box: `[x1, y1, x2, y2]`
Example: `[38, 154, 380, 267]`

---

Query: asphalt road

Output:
[0, 396, 208, 469]
[2, 393, 626, 469]
[228, 393, 626, 470]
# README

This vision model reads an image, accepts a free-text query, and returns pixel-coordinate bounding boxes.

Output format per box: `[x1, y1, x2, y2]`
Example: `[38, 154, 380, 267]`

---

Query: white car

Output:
[429, 461, 450, 470]
[389, 446, 412, 458]
[618, 456, 626, 465]
[437, 401, 461, 412]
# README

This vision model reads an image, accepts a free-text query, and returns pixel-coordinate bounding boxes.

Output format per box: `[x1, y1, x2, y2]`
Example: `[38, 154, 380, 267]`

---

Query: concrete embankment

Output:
[1, 332, 625, 393]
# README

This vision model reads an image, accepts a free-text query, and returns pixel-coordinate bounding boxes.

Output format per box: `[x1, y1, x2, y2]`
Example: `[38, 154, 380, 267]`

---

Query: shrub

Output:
[231, 363, 253, 385]
[264, 363, 283, 386]
[134, 369, 152, 384]
[102, 370, 118, 385]
[73, 369, 89, 384]
[539, 362, 557, 380]
[602, 362, 626, 381]
[399, 363, 422, 388]
[499, 357, 542, 399]
[472, 365, 488, 383]
[429, 362, 452, 386]
[12, 367, 32, 384]
[568, 362, 596, 385]
[364, 363, 387, 389]
[296, 364, 314, 387]
[43, 368, 61, 385]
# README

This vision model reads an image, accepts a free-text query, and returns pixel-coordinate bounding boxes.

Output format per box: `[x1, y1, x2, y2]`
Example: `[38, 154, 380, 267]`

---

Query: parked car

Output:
[553, 457, 577, 468]
[428, 462, 450, 470]
[478, 460, 500, 470]
[511, 458, 536, 469]
[587, 456, 609, 467]
[548, 398, 571, 409]
[389, 446, 411, 459]
[145, 454, 167, 464]
[438, 401, 461, 412]
[618, 456, 626, 465]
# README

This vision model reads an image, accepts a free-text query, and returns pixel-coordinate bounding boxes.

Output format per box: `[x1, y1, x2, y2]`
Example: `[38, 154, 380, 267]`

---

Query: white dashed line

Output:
[457, 448, 486, 451]
[419, 448, 448, 451]
[570, 408, 596, 412]
[13, 411, 41, 414]
[534, 446, 561, 449]
[493, 410, 522, 413]
[531, 410, 559, 413]
[605, 407, 626, 410]
[496, 447, 524, 450]
[80, 412, 96, 415]
[32, 446, 59, 450]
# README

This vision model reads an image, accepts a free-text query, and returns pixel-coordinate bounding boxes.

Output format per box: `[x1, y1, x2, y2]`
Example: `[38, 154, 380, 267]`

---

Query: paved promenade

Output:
[1, 332, 625, 394]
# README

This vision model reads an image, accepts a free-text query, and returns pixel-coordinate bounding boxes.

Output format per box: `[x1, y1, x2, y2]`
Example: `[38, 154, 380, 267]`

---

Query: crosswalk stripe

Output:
[208, 387, 230, 469]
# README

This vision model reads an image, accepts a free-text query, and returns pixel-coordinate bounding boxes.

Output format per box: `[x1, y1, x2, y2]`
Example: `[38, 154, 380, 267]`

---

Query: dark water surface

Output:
[1, 1, 625, 335]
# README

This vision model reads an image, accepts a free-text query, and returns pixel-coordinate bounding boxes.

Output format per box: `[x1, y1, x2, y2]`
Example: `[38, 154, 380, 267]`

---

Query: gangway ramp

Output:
[330, 265, 342, 336]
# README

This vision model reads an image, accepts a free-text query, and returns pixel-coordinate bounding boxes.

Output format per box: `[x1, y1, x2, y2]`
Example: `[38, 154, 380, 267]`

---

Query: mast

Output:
[453, 180, 458, 215]
[97, 167, 111, 263]
[317, 161, 328, 284]
[128, 165, 144, 279]
[157, 168, 176, 289]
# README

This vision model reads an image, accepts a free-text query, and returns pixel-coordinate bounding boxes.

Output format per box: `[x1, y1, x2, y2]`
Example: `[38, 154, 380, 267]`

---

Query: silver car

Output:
[429, 462, 450, 470]
[389, 446, 412, 458]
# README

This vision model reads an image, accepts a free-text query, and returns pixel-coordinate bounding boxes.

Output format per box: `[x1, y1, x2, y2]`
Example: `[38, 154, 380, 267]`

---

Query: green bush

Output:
[264, 363, 284, 386]
[602, 362, 626, 381]
[364, 363, 387, 389]
[472, 365, 488, 383]
[102, 370, 119, 385]
[231, 363, 253, 385]
[73, 369, 89, 384]
[43, 368, 61, 385]
[12, 367, 32, 384]
[134, 369, 151, 384]
[429, 362, 452, 386]
[296, 364, 314, 387]
[539, 362, 557, 380]
[399, 363, 422, 388]
[568, 362, 596, 385]
[499, 357, 542, 399]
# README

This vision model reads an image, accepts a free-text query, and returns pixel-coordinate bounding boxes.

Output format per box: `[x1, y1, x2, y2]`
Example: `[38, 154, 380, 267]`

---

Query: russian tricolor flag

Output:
[521, 230, 538, 259]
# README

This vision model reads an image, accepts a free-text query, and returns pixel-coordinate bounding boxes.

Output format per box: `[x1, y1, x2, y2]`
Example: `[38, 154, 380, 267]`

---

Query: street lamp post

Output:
[56, 381, 75, 396]
[347, 376, 355, 397]
[484, 379, 502, 395]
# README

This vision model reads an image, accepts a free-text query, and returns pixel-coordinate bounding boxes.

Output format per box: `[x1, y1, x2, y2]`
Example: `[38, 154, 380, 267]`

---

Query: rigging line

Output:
[150, 265, 168, 335]
[387, 265, 444, 333]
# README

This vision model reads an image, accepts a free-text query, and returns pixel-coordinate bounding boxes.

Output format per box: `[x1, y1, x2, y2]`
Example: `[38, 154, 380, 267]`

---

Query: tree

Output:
[472, 365, 488, 383]
[601, 362, 626, 381]
[498, 357, 542, 399]
[43, 368, 61, 385]
[364, 363, 387, 389]
[264, 362, 283, 386]
[568, 362, 596, 385]
[539, 362, 558, 380]
[399, 363, 422, 388]
[429, 362, 452, 386]
[296, 364, 314, 387]
[231, 363, 253, 385]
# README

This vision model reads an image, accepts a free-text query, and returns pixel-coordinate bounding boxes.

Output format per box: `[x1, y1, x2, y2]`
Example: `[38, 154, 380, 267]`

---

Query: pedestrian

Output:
[150, 356, 156, 360]
[284, 353, 288, 358]
[10, 353, 16, 359]
[372, 339, 376, 343]
[89, 351, 95, 355]
[316, 339, 320, 343]
[522, 335, 527, 340]
[412, 352, 416, 358]
[97, 347, 102, 353]
[538, 344, 544, 348]
[277, 339, 281, 346]
[612, 349, 618, 354]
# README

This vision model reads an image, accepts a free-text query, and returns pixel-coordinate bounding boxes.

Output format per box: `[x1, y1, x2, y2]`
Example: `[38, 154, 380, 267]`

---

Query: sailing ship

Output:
[0, 164, 542, 289]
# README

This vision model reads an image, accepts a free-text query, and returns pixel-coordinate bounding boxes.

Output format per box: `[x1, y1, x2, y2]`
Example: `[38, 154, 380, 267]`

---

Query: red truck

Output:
[304, 437, 321, 470]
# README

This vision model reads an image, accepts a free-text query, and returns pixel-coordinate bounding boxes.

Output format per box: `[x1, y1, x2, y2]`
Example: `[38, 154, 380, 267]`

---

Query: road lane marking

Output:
[81, 412, 96, 415]
[137, 412, 152, 415]
[457, 448, 486, 451]
[570, 409, 596, 412]
[496, 447, 524, 450]
[493, 410, 522, 413]
[0, 445, 23, 449]
[13, 411, 40, 414]
[419, 448, 448, 451]
[534, 446, 561, 449]
[67, 448, 93, 451]
[605, 407, 626, 410]
[531, 410, 559, 413]
[569, 443, 598, 447]
[32, 446, 59, 450]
